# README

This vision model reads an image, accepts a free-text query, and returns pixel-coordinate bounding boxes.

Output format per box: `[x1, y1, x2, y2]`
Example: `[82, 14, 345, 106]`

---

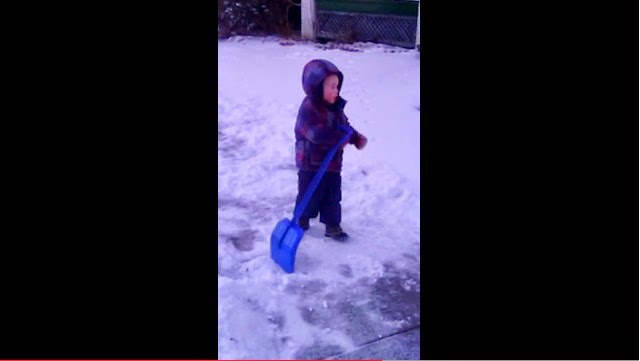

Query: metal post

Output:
[301, 0, 316, 40]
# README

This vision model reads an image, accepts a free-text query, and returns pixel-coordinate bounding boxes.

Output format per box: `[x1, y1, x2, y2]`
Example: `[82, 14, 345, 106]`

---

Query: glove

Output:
[355, 134, 368, 150]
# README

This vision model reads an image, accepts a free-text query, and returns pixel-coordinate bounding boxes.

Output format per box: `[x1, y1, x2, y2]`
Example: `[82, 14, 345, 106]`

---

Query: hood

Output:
[301, 59, 344, 99]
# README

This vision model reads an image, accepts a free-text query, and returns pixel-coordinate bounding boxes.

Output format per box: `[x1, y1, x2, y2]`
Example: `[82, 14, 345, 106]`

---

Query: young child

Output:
[294, 59, 367, 241]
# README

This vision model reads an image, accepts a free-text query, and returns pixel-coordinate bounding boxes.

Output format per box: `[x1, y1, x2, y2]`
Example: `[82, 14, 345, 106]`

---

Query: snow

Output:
[218, 36, 420, 360]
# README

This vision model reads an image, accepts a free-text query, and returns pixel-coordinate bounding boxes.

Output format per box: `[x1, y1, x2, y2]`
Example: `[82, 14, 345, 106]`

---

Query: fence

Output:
[310, 0, 419, 48]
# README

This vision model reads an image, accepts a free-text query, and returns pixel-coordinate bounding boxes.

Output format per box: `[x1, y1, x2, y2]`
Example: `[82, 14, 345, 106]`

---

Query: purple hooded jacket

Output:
[295, 59, 364, 173]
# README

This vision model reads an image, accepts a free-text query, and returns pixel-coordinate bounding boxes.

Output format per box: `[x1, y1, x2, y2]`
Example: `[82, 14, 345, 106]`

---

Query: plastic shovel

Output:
[270, 126, 354, 273]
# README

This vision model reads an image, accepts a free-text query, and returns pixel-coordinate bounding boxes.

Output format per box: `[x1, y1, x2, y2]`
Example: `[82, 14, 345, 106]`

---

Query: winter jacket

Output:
[295, 59, 364, 172]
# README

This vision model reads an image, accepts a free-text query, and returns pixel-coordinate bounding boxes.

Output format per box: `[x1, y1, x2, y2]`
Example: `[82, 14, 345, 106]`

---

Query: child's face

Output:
[322, 75, 339, 104]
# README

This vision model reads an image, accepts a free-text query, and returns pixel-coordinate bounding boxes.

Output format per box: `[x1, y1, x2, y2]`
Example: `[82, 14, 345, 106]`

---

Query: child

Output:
[294, 59, 367, 241]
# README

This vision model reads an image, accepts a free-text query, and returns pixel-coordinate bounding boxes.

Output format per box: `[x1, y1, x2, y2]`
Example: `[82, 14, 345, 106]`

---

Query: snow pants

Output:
[295, 169, 341, 226]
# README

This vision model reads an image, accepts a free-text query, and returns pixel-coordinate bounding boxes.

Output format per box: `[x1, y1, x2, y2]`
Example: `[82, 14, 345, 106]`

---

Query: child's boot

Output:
[325, 224, 348, 241]
[298, 218, 309, 231]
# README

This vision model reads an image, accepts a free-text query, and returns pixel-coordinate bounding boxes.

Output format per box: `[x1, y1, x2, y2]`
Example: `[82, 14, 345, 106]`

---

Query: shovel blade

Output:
[270, 218, 304, 273]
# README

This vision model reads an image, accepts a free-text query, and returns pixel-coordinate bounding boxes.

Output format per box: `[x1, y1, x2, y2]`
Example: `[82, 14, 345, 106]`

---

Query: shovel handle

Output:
[293, 126, 353, 224]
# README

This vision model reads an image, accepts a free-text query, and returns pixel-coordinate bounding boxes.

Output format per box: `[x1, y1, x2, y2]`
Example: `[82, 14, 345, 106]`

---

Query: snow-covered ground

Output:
[218, 36, 421, 360]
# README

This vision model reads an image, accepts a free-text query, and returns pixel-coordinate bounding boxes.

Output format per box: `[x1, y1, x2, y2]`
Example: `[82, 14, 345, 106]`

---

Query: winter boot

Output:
[298, 218, 309, 231]
[325, 224, 348, 241]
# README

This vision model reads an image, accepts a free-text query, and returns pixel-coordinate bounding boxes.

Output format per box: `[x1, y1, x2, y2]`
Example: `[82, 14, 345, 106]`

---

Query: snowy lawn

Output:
[218, 36, 420, 360]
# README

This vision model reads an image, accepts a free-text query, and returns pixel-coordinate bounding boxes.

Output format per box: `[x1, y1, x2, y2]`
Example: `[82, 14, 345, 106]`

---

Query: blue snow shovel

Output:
[271, 126, 354, 273]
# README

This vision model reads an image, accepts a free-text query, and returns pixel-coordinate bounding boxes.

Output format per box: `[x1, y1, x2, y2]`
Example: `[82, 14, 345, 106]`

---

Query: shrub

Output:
[218, 0, 293, 38]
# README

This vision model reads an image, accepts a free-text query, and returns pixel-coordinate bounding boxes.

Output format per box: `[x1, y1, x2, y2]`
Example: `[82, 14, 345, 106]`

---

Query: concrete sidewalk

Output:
[289, 260, 421, 360]
[331, 327, 420, 360]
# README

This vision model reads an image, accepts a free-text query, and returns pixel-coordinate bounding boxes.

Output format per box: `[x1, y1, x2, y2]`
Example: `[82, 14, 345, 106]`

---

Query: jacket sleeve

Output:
[296, 103, 347, 148]
[342, 115, 363, 145]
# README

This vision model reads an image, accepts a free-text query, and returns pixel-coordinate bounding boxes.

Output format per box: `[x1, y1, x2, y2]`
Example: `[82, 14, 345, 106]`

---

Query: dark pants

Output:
[295, 170, 341, 226]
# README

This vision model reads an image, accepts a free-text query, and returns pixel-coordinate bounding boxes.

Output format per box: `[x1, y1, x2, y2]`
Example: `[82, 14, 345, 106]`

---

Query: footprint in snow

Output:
[226, 229, 256, 252]
[338, 264, 354, 278]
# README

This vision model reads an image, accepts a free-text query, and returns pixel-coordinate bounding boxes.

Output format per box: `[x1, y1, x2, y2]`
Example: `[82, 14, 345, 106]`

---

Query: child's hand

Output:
[355, 135, 368, 150]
